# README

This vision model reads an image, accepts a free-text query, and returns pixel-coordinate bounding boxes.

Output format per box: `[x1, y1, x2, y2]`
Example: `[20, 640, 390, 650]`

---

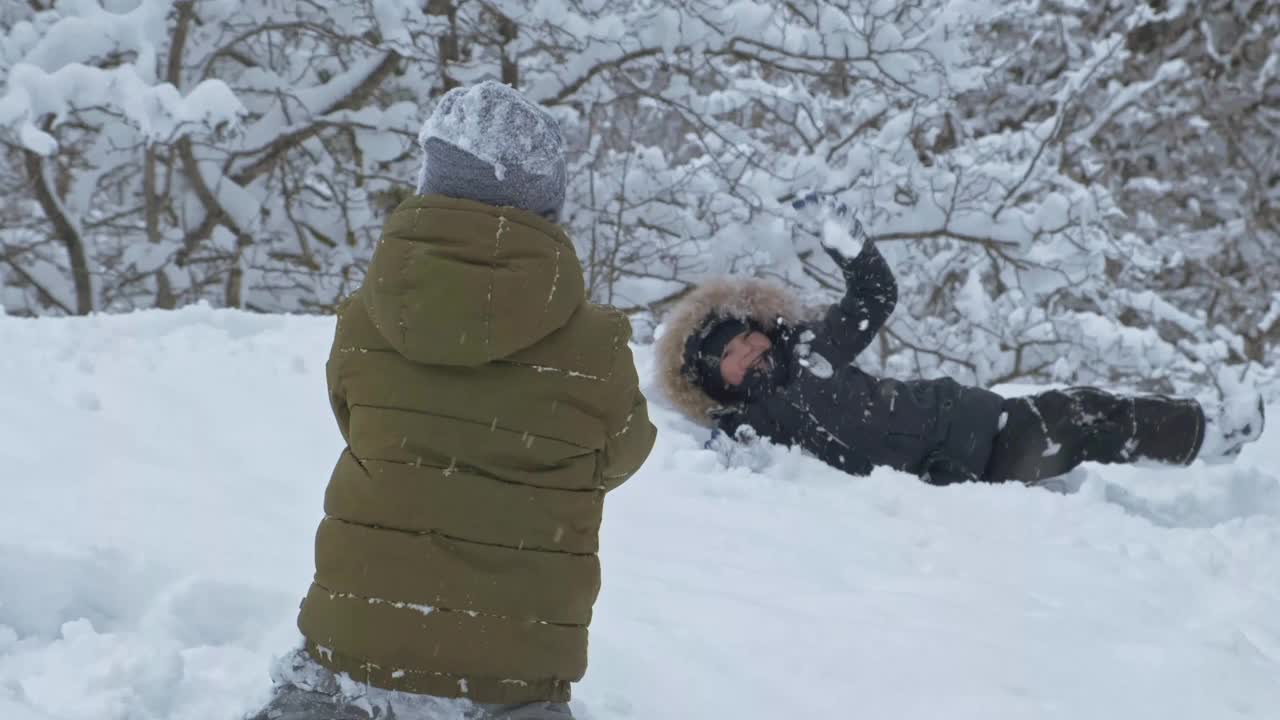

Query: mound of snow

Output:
[1, 307, 1278, 719]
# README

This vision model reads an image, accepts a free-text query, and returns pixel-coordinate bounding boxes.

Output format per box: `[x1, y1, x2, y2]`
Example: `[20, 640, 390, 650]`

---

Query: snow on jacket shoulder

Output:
[302, 195, 656, 705]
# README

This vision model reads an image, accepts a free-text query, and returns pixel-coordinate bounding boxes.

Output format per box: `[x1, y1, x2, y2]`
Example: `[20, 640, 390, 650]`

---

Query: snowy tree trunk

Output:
[22, 142, 91, 315]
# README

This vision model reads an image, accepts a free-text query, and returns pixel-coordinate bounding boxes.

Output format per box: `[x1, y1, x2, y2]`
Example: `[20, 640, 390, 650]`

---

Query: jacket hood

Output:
[655, 276, 806, 426]
[362, 194, 584, 366]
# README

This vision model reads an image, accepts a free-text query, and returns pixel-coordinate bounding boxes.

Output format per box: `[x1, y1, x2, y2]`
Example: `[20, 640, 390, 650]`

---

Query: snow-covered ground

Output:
[2, 307, 1279, 720]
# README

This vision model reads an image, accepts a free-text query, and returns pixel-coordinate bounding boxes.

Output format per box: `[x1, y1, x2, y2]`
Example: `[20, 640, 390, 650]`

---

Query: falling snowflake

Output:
[801, 352, 834, 379]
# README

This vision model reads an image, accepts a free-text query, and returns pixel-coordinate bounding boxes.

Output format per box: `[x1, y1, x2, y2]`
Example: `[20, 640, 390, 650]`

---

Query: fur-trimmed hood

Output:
[655, 276, 807, 426]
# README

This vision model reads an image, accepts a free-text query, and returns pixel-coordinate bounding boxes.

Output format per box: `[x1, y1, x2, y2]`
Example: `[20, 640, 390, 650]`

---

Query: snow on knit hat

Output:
[415, 81, 568, 221]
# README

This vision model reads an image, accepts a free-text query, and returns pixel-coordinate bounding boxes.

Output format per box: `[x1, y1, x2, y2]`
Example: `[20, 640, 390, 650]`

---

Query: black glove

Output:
[791, 191, 869, 266]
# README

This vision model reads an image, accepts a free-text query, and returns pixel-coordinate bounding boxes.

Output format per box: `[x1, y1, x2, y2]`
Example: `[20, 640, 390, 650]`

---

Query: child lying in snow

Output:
[252, 81, 655, 720]
[657, 194, 1264, 485]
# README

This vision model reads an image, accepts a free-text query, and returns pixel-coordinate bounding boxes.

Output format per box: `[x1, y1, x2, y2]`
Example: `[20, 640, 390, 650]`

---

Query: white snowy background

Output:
[3, 1, 1279, 718]
[2, 308, 1278, 720]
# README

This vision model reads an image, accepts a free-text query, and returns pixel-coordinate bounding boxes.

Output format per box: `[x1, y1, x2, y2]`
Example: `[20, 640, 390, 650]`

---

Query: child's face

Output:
[719, 331, 773, 387]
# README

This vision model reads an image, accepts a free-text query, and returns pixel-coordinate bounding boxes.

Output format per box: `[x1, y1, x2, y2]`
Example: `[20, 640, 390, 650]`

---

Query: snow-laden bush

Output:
[0, 0, 1275, 394]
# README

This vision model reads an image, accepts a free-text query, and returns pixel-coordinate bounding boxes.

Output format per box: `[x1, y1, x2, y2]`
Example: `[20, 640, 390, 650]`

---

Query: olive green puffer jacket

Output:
[298, 195, 656, 704]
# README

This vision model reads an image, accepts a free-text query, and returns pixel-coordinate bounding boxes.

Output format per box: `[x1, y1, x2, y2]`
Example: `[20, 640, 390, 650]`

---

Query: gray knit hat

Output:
[415, 81, 568, 222]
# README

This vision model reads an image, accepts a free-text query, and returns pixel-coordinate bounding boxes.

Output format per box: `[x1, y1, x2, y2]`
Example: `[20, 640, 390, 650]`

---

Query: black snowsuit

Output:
[713, 243, 1207, 485]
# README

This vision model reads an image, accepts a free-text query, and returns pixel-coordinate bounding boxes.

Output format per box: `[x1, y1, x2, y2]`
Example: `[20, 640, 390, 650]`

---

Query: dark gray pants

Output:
[983, 387, 1204, 483]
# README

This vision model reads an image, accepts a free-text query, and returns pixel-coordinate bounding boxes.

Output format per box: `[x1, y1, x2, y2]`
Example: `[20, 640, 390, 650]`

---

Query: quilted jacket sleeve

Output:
[600, 336, 657, 492]
[817, 242, 898, 364]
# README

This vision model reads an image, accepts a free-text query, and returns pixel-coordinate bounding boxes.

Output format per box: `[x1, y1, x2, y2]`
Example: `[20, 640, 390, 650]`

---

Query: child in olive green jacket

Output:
[253, 81, 656, 720]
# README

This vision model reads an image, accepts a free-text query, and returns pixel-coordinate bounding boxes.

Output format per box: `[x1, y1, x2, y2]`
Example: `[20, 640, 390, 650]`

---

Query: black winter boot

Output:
[1198, 394, 1265, 464]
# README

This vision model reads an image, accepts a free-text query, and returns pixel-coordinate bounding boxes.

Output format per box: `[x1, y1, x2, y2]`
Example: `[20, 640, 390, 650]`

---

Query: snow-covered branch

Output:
[0, 0, 1273, 389]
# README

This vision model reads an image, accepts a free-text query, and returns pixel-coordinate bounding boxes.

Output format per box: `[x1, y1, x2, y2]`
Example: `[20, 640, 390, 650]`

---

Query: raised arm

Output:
[818, 240, 898, 361]
[790, 192, 897, 362]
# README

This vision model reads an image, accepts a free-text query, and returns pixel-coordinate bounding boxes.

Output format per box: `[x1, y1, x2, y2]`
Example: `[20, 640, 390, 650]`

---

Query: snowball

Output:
[822, 218, 865, 258]
[800, 351, 834, 379]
